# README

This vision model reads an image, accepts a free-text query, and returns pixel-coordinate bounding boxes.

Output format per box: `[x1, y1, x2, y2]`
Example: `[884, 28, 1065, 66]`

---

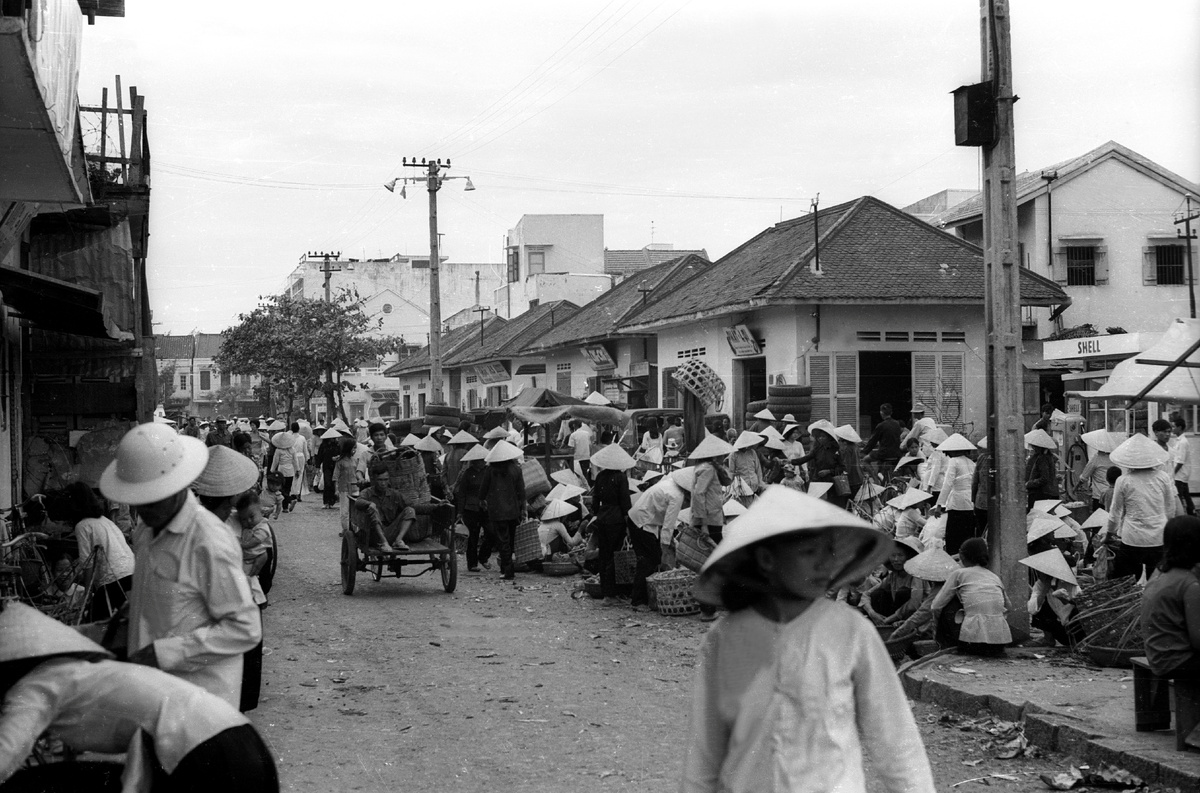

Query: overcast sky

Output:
[80, 0, 1200, 335]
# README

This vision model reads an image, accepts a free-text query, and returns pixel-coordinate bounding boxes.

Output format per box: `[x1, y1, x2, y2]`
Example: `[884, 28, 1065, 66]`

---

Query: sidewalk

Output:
[900, 647, 1200, 789]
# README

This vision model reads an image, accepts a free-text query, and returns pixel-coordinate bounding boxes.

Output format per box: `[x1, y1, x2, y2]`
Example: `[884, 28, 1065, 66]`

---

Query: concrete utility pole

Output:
[978, 0, 1029, 636]
[1175, 194, 1198, 319]
[311, 250, 341, 423]
[405, 158, 446, 406]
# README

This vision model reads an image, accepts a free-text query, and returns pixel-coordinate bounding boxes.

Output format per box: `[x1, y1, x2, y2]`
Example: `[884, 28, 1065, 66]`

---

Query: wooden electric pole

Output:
[405, 158, 446, 406]
[979, 0, 1029, 636]
[311, 251, 341, 423]
[1175, 194, 1198, 319]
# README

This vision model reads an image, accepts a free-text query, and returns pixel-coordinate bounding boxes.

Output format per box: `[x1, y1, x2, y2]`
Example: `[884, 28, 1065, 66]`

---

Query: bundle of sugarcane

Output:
[1068, 575, 1142, 653]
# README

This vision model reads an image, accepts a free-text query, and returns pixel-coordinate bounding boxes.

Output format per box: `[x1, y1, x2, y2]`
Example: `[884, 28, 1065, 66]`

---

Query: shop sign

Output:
[474, 361, 510, 384]
[1044, 332, 1159, 361]
[582, 345, 616, 369]
[629, 361, 650, 378]
[725, 325, 761, 356]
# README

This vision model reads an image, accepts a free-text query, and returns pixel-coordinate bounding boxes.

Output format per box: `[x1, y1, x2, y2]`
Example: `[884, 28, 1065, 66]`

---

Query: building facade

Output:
[496, 214, 605, 318]
[155, 334, 262, 419]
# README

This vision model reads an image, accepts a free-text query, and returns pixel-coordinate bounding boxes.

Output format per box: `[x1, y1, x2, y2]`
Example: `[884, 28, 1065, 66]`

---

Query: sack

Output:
[832, 473, 852, 497]
[614, 538, 637, 585]
[729, 476, 754, 498]
[513, 519, 542, 564]
[676, 525, 716, 573]
[1092, 544, 1113, 581]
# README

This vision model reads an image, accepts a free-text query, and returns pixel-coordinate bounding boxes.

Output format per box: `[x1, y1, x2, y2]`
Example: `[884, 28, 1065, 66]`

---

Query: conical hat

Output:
[896, 535, 924, 557]
[1051, 504, 1072, 518]
[266, 419, 287, 431]
[400, 433, 421, 447]
[753, 407, 776, 421]
[835, 424, 862, 444]
[590, 444, 636, 472]
[722, 499, 748, 518]
[1026, 516, 1063, 543]
[460, 444, 488, 463]
[1032, 499, 1063, 515]
[677, 507, 692, 526]
[415, 435, 442, 453]
[540, 499, 578, 520]
[484, 440, 522, 463]
[904, 548, 959, 582]
[733, 430, 767, 450]
[0, 602, 112, 664]
[1024, 429, 1057, 450]
[550, 469, 583, 487]
[547, 483, 586, 501]
[807, 419, 838, 439]
[672, 466, 696, 491]
[1019, 548, 1077, 586]
[854, 482, 887, 502]
[192, 446, 261, 497]
[639, 446, 664, 465]
[1080, 508, 1110, 530]
[320, 428, 343, 440]
[483, 427, 508, 440]
[807, 481, 832, 500]
[925, 428, 949, 446]
[1025, 508, 1056, 526]
[270, 431, 296, 449]
[1081, 430, 1126, 454]
[762, 435, 786, 452]
[448, 430, 478, 445]
[976, 436, 988, 449]
[688, 433, 734, 460]
[694, 486, 893, 608]
[639, 469, 665, 485]
[781, 424, 799, 437]
[1109, 433, 1170, 469]
[886, 488, 932, 510]
[759, 425, 784, 440]
[895, 454, 924, 470]
[936, 433, 976, 453]
[1053, 522, 1078, 539]
[585, 391, 611, 406]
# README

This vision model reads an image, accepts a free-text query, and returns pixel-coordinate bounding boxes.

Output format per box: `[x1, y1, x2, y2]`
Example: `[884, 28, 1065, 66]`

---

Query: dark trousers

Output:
[578, 460, 592, 483]
[944, 509, 977, 556]
[322, 463, 337, 506]
[280, 476, 294, 509]
[626, 521, 662, 607]
[160, 724, 279, 792]
[974, 508, 989, 534]
[240, 605, 264, 712]
[87, 575, 132, 623]
[1031, 601, 1083, 647]
[1177, 480, 1196, 515]
[462, 509, 494, 568]
[1112, 543, 1163, 581]
[595, 520, 625, 597]
[492, 518, 518, 577]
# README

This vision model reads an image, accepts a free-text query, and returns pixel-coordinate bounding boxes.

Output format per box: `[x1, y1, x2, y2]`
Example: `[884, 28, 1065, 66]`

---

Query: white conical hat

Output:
[807, 481, 832, 500]
[753, 407, 776, 421]
[694, 486, 893, 608]
[1026, 516, 1063, 543]
[192, 446, 261, 498]
[688, 433, 734, 460]
[1081, 430, 1126, 454]
[886, 487, 933, 510]
[585, 391, 611, 406]
[1109, 433, 1171, 470]
[547, 483, 586, 501]
[722, 499, 748, 518]
[460, 444, 488, 463]
[672, 466, 696, 491]
[400, 433, 421, 447]
[638, 469, 665, 485]
[330, 418, 349, 431]
[677, 507, 692, 526]
[550, 469, 583, 487]
[320, 428, 343, 440]
[448, 430, 478, 445]
[1024, 429, 1057, 450]
[807, 419, 838, 439]
[854, 482, 887, 502]
[1080, 508, 1110, 530]
[781, 423, 799, 437]
[904, 548, 960, 582]
[415, 435, 442, 453]
[895, 454, 924, 470]
[540, 499, 578, 520]
[483, 426, 508, 440]
[762, 434, 786, 451]
[270, 431, 297, 449]
[484, 440, 522, 463]
[266, 419, 287, 431]
[100, 423, 209, 505]
[925, 428, 949, 446]
[590, 444, 636, 472]
[936, 433, 976, 453]
[0, 602, 112, 664]
[1032, 499, 1063, 515]
[976, 436, 988, 449]
[733, 430, 767, 450]
[896, 535, 924, 557]
[759, 425, 784, 440]
[1025, 508, 1056, 526]
[835, 424, 862, 444]
[1019, 548, 1077, 586]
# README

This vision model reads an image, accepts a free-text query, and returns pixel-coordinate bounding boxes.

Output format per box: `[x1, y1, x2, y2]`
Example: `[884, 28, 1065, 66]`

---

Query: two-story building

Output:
[496, 214, 608, 318]
[155, 333, 262, 419]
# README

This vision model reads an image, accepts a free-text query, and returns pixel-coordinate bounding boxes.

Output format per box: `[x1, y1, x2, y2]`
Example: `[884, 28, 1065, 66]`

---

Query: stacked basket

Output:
[647, 568, 701, 616]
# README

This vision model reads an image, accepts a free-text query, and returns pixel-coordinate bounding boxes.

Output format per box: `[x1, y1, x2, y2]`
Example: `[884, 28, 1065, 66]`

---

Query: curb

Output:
[901, 669, 1200, 789]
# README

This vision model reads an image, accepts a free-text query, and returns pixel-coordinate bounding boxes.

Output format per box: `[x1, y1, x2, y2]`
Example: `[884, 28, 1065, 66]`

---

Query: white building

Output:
[496, 215, 608, 318]
[155, 334, 262, 419]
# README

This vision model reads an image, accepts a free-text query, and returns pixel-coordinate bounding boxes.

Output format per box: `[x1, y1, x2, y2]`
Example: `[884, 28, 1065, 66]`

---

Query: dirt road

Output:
[253, 497, 1101, 792]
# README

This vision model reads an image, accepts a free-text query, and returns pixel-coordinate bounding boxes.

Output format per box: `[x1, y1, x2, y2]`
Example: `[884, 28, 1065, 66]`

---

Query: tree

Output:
[215, 291, 402, 422]
[212, 384, 251, 417]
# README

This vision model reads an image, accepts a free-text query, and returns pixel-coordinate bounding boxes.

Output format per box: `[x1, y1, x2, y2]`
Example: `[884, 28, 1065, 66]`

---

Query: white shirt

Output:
[627, 477, 686, 541]
[1171, 435, 1192, 482]
[682, 601, 935, 793]
[903, 417, 937, 452]
[129, 492, 261, 707]
[74, 516, 135, 586]
[0, 658, 248, 783]
[936, 456, 976, 511]
[568, 428, 592, 461]
[1106, 469, 1177, 548]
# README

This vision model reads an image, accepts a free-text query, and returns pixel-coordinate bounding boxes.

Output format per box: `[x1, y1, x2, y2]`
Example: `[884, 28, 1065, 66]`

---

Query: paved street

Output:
[253, 496, 1093, 793]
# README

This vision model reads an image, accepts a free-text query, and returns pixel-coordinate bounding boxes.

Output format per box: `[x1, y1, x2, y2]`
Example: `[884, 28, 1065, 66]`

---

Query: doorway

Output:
[733, 357, 767, 428]
[858, 351, 912, 433]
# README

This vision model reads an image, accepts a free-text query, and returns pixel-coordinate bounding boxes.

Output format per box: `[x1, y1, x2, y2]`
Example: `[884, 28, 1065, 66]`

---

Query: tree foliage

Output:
[215, 291, 403, 420]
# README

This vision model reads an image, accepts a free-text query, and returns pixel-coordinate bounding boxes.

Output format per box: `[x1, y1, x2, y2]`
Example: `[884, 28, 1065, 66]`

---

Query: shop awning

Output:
[0, 265, 114, 338]
[1071, 317, 1200, 406]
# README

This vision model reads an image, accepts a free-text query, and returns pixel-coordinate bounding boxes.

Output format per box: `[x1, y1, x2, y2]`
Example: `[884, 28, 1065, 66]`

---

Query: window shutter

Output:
[1092, 246, 1108, 285]
[939, 353, 965, 430]
[808, 354, 832, 422]
[1143, 246, 1158, 285]
[834, 353, 858, 428]
[1051, 247, 1067, 284]
[912, 353, 938, 418]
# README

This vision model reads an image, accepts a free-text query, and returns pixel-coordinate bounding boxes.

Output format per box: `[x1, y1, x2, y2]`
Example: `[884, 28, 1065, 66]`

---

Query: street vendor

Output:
[415, 434, 447, 499]
[1019, 548, 1082, 648]
[727, 430, 766, 496]
[537, 499, 583, 558]
[885, 547, 961, 657]
[860, 536, 925, 627]
[355, 461, 418, 552]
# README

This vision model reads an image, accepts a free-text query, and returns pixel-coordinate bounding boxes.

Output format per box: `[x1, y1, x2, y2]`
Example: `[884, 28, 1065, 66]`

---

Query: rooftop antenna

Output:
[650, 220, 655, 245]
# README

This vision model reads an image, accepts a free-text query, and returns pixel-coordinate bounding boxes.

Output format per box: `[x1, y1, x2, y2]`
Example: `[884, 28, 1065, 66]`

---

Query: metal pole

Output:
[427, 163, 444, 405]
[322, 253, 337, 423]
[980, 0, 1029, 637]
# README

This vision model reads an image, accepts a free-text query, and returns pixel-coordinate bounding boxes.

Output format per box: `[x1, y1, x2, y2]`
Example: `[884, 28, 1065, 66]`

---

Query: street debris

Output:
[949, 666, 978, 675]
[1038, 763, 1143, 790]
[476, 651, 497, 658]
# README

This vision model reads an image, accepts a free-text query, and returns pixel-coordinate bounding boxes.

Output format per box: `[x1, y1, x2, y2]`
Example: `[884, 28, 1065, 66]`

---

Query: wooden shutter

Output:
[1093, 245, 1109, 285]
[939, 353, 965, 430]
[662, 367, 678, 409]
[834, 353, 858, 428]
[808, 354, 832, 422]
[912, 353, 938, 417]
[1051, 247, 1067, 284]
[1143, 246, 1158, 285]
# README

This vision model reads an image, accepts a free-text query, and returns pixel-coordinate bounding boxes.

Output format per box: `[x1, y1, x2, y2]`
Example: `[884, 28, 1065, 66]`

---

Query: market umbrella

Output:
[1073, 317, 1200, 404]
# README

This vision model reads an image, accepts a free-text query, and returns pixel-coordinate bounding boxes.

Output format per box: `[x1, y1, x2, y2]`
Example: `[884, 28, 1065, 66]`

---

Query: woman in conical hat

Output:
[682, 487, 934, 791]
[931, 433, 978, 556]
[478, 440, 526, 581]
[861, 536, 926, 628]
[1023, 428, 1060, 510]
[1079, 430, 1125, 511]
[1020, 548, 1083, 647]
[794, 420, 848, 509]
[1105, 433, 1177, 581]
[727, 430, 766, 499]
[590, 440, 635, 604]
[885, 547, 963, 657]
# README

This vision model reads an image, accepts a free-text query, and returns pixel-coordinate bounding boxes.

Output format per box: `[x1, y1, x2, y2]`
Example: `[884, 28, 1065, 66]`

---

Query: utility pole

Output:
[310, 250, 341, 422]
[472, 305, 491, 346]
[978, 0, 1029, 636]
[1175, 194, 1198, 319]
[405, 158, 446, 405]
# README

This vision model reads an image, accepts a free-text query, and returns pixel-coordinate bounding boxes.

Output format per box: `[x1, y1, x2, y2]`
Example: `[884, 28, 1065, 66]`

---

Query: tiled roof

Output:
[604, 247, 709, 277]
[934, 141, 1200, 227]
[523, 254, 711, 353]
[384, 317, 506, 376]
[621, 196, 1067, 332]
[450, 300, 579, 367]
[154, 332, 225, 360]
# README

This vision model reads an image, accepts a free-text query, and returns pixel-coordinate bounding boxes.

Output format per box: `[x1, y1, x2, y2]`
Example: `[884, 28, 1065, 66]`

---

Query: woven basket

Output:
[513, 519, 542, 564]
[521, 459, 552, 499]
[583, 575, 603, 599]
[675, 525, 716, 573]
[648, 568, 701, 616]
[671, 359, 726, 409]
[543, 560, 580, 576]
[382, 450, 431, 505]
[614, 541, 637, 585]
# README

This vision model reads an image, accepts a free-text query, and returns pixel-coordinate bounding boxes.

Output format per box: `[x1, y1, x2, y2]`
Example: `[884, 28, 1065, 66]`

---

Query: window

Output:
[403, 395, 411, 418]
[913, 352, 966, 431]
[507, 248, 520, 283]
[662, 366, 679, 408]
[418, 393, 426, 415]
[556, 363, 571, 395]
[179, 374, 188, 391]
[807, 353, 858, 428]
[199, 370, 211, 391]
[528, 250, 545, 275]
[465, 374, 478, 384]
[1156, 245, 1186, 286]
[1019, 241, 1027, 269]
[1066, 246, 1096, 286]
[941, 331, 966, 343]
[240, 374, 250, 387]
[467, 390, 478, 409]
[220, 370, 231, 388]
[884, 331, 909, 342]
[676, 347, 706, 359]
[913, 331, 938, 343]
[856, 331, 881, 342]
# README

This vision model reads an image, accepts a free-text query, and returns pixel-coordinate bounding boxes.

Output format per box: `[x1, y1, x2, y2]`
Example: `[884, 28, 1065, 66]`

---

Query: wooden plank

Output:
[128, 89, 142, 184]
[0, 202, 39, 261]
[99, 87, 107, 181]
[79, 106, 135, 114]
[114, 76, 126, 185]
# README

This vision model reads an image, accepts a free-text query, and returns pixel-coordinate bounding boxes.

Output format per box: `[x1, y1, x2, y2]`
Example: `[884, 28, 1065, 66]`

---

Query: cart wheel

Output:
[340, 531, 357, 596]
[441, 530, 458, 593]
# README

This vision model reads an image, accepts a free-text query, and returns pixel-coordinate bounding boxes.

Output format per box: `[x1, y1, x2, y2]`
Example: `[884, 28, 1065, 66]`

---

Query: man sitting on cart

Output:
[355, 461, 417, 552]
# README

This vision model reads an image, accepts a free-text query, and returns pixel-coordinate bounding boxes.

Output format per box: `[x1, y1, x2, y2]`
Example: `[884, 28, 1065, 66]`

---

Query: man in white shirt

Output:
[568, 420, 593, 483]
[100, 423, 261, 709]
[1170, 416, 1195, 515]
[901, 403, 938, 453]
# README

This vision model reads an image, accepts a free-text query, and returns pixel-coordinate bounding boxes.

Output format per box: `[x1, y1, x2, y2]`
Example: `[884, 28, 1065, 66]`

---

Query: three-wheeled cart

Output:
[340, 503, 457, 595]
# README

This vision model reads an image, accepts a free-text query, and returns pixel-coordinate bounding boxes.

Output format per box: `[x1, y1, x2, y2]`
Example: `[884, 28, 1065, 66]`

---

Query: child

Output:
[259, 474, 284, 521]
[930, 538, 1012, 656]
[333, 437, 359, 537]
[682, 486, 935, 792]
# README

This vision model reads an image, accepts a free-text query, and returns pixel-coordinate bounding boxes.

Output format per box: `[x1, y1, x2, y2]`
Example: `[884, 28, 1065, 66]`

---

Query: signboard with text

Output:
[582, 345, 616, 369]
[474, 361, 510, 384]
[1043, 332, 1160, 361]
[725, 325, 761, 356]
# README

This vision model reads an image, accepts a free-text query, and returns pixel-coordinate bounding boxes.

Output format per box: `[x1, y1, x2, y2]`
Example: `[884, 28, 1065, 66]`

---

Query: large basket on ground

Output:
[513, 519, 542, 565]
[648, 568, 701, 616]
[671, 359, 725, 409]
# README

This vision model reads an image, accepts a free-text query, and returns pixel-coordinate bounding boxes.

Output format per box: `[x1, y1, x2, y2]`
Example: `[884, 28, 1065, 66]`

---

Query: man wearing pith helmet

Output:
[100, 422, 261, 708]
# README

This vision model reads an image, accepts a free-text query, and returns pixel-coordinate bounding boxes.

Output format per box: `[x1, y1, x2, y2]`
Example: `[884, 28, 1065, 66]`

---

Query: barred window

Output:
[1156, 245, 1186, 286]
[1066, 246, 1096, 286]
[677, 347, 706, 359]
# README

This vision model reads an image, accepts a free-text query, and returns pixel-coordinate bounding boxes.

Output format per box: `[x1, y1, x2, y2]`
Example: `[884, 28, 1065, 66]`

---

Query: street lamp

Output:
[385, 160, 476, 406]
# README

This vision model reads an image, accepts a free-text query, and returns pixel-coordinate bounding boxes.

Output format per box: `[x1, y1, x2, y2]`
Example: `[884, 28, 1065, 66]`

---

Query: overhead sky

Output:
[80, 0, 1199, 335]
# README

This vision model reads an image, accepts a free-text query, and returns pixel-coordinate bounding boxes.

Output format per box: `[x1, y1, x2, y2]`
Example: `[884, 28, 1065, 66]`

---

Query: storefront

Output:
[1047, 331, 1168, 435]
